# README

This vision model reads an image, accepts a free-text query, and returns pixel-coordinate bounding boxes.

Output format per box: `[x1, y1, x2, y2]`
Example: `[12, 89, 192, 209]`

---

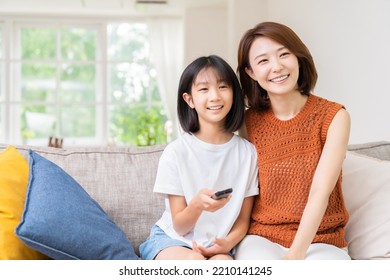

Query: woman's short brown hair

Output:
[237, 21, 318, 111]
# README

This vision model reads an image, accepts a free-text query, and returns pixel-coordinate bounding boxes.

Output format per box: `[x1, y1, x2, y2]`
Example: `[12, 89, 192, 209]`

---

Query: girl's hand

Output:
[169, 189, 231, 237]
[192, 238, 230, 258]
[191, 188, 231, 212]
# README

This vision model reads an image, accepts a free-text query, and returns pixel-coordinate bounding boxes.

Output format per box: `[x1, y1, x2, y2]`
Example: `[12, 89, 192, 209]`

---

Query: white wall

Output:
[184, 7, 229, 66]
[185, 0, 390, 144]
[227, 0, 267, 67]
[183, 0, 266, 68]
[263, 0, 390, 144]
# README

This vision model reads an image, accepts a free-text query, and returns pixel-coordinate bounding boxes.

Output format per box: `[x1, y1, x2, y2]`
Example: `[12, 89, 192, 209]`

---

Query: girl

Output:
[235, 22, 351, 260]
[139, 55, 259, 260]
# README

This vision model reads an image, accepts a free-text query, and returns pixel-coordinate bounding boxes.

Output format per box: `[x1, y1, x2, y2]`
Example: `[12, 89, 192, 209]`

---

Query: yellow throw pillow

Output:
[0, 146, 49, 259]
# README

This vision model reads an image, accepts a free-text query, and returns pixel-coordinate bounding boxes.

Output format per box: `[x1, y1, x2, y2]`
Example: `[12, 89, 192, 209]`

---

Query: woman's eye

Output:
[198, 87, 208, 92]
[258, 59, 267, 64]
[280, 52, 290, 57]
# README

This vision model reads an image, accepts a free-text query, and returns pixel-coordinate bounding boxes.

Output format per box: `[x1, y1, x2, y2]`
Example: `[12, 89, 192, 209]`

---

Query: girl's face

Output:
[183, 67, 233, 130]
[245, 36, 300, 97]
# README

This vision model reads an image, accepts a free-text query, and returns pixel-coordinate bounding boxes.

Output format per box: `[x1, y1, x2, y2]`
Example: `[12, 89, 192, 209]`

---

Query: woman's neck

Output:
[269, 91, 308, 121]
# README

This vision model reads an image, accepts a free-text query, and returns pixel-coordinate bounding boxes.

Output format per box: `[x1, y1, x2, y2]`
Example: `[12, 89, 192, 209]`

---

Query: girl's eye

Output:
[219, 84, 229, 89]
[258, 59, 267, 65]
[198, 87, 208, 92]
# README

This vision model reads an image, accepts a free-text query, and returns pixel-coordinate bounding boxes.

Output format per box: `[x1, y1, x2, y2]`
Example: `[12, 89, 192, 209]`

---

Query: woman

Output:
[235, 22, 351, 260]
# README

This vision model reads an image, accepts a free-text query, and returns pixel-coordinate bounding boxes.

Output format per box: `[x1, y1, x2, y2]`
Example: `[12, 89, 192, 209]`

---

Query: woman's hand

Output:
[282, 250, 305, 260]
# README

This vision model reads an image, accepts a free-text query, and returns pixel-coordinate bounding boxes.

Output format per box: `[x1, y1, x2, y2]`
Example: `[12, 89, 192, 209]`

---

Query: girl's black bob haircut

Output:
[177, 55, 245, 133]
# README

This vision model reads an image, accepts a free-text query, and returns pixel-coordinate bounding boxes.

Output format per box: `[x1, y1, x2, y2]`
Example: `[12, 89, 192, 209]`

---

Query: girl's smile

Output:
[207, 105, 224, 110]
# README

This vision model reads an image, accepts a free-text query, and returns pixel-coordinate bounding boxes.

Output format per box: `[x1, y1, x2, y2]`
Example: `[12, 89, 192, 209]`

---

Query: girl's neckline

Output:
[191, 129, 234, 145]
[187, 133, 237, 151]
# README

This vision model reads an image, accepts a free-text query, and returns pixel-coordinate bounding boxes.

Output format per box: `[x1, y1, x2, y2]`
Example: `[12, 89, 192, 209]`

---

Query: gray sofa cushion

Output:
[348, 141, 390, 161]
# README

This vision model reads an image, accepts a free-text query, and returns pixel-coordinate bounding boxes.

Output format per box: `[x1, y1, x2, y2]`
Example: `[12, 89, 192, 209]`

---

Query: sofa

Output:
[0, 141, 389, 260]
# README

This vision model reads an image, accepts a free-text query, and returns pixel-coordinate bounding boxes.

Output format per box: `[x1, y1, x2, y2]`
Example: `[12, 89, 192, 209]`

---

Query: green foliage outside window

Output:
[110, 104, 167, 146]
[18, 23, 168, 146]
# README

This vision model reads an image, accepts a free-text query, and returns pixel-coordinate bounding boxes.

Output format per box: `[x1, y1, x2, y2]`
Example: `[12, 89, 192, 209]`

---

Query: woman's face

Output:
[245, 36, 300, 97]
[183, 67, 233, 130]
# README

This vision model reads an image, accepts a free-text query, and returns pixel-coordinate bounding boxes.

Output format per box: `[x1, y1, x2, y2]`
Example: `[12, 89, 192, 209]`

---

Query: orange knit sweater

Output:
[246, 94, 349, 248]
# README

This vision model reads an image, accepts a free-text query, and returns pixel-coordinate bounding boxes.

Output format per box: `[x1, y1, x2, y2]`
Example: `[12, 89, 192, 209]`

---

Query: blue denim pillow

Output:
[15, 150, 138, 260]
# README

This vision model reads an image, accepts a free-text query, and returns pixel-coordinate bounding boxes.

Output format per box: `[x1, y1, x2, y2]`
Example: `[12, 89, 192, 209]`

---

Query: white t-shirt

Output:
[154, 133, 259, 248]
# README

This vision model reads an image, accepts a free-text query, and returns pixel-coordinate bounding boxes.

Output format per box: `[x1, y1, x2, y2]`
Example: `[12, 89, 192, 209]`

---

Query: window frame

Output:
[0, 15, 165, 146]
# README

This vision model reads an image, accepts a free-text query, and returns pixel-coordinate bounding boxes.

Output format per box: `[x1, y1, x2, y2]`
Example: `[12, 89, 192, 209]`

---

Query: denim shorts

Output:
[139, 224, 191, 260]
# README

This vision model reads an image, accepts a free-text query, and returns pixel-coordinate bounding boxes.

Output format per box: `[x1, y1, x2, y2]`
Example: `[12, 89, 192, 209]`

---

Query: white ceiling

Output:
[0, 0, 228, 16]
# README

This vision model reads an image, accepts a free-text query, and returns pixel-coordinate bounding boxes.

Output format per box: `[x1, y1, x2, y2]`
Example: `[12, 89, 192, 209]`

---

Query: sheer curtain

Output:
[148, 17, 184, 141]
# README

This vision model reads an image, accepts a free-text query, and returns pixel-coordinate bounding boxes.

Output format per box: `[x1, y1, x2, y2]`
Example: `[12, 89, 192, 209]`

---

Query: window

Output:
[0, 18, 168, 146]
[107, 23, 167, 147]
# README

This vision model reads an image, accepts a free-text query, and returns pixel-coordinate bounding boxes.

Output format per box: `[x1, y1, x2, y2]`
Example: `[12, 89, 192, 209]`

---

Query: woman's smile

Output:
[269, 74, 289, 83]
